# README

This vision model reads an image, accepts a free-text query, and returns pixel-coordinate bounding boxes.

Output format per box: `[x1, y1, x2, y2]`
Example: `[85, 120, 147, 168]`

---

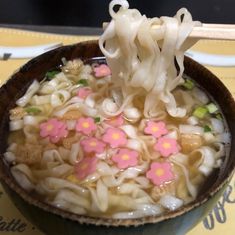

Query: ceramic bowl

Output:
[0, 40, 235, 235]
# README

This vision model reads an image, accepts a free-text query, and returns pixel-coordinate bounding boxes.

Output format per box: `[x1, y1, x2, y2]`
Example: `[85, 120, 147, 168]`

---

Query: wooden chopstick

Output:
[103, 22, 235, 41]
[190, 24, 235, 40]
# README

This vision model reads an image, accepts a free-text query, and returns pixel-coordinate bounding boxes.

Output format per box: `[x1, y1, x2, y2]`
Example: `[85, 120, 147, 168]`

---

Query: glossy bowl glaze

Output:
[0, 40, 235, 235]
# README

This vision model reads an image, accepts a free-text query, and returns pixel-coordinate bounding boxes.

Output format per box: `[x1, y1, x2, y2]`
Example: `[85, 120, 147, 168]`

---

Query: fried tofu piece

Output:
[15, 144, 42, 165]
[180, 134, 203, 153]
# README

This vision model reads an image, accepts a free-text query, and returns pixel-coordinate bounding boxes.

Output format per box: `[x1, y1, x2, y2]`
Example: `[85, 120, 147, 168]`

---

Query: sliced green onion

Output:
[45, 70, 60, 79]
[25, 107, 41, 115]
[204, 125, 212, 132]
[94, 117, 101, 123]
[206, 103, 218, 114]
[215, 113, 223, 120]
[193, 106, 208, 119]
[182, 78, 195, 90]
[77, 79, 88, 86]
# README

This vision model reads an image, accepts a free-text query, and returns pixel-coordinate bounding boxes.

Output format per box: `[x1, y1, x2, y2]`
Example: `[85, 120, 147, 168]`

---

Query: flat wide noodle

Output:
[99, 0, 201, 118]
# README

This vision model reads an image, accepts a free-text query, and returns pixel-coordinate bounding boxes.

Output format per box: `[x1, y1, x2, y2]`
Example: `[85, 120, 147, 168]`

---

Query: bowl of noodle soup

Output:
[0, 1, 235, 235]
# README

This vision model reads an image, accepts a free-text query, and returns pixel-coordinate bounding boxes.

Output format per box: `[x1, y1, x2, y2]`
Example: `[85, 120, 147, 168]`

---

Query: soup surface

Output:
[4, 58, 230, 219]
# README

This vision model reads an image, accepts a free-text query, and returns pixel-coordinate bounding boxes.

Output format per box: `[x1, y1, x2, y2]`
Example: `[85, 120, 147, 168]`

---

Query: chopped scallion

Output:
[215, 113, 223, 120]
[25, 107, 41, 115]
[182, 78, 195, 90]
[206, 103, 218, 114]
[46, 70, 60, 79]
[77, 79, 89, 86]
[94, 117, 101, 123]
[204, 125, 212, 132]
[193, 106, 208, 119]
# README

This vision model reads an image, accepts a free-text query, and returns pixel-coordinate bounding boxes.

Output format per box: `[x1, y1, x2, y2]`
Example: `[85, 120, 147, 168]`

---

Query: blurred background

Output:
[0, 0, 235, 29]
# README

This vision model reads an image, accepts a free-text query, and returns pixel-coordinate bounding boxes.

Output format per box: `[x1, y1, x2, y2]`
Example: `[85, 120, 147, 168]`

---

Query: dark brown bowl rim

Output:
[0, 40, 235, 227]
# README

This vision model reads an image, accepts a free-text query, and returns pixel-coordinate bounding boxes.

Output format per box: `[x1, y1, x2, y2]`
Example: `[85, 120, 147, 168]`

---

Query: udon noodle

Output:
[4, 0, 230, 219]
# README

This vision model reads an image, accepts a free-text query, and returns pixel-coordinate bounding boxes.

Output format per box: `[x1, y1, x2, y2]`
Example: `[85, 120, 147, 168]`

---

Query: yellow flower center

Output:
[152, 126, 159, 132]
[121, 154, 130, 160]
[163, 142, 171, 149]
[82, 122, 90, 128]
[46, 124, 53, 131]
[89, 141, 97, 147]
[80, 163, 88, 170]
[155, 168, 164, 177]
[112, 133, 120, 140]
